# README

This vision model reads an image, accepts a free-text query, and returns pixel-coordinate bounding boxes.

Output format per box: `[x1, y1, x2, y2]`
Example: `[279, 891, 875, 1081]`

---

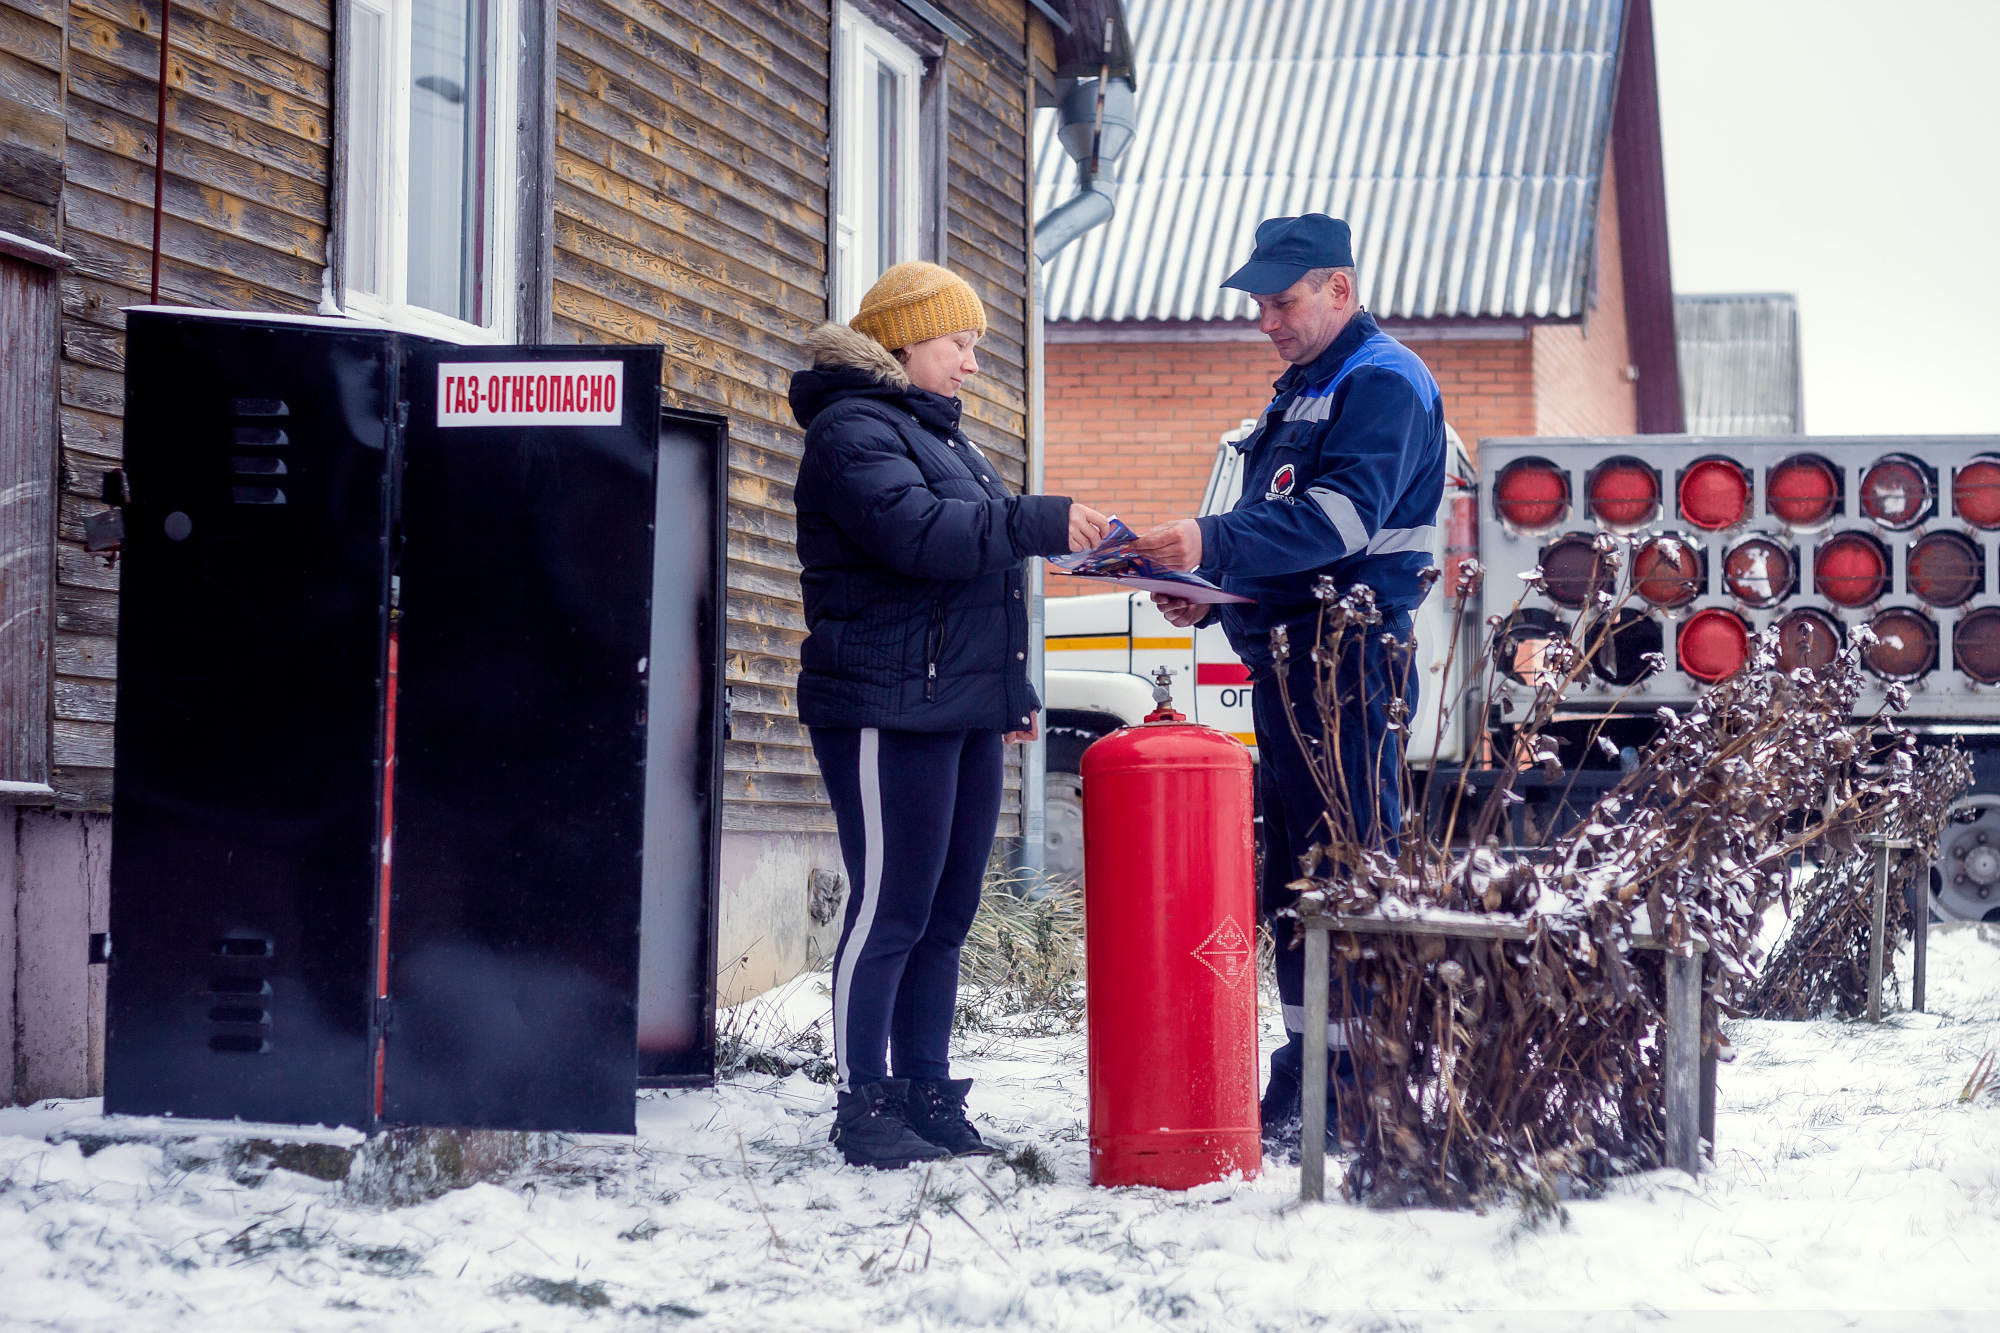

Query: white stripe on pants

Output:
[1282, 1003, 1360, 1052]
[831, 728, 884, 1091]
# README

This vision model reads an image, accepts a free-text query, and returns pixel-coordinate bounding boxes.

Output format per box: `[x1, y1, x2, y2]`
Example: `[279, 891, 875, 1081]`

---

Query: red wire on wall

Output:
[150, 0, 173, 302]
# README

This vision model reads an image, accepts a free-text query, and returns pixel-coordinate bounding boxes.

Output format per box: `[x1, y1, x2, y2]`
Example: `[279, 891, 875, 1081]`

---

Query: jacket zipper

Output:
[924, 600, 944, 702]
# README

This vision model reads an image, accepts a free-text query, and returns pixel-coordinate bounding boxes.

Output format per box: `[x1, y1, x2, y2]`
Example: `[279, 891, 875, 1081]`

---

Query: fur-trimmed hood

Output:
[789, 322, 962, 438]
[802, 322, 909, 388]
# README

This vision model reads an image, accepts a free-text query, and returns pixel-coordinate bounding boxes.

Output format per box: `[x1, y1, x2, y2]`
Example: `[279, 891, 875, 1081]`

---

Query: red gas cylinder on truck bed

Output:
[1081, 671, 1259, 1188]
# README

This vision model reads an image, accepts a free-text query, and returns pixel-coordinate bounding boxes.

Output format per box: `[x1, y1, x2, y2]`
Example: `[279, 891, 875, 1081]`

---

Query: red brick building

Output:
[1034, 0, 1684, 568]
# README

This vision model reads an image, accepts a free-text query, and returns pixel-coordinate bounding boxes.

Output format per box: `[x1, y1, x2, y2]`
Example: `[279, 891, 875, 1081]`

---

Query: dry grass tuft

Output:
[955, 872, 1085, 1034]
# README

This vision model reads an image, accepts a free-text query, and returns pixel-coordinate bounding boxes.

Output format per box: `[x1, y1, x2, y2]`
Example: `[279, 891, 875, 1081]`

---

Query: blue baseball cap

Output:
[1220, 214, 1355, 295]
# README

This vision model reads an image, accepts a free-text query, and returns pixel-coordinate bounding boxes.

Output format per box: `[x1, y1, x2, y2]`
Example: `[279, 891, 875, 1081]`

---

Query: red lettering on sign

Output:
[486, 376, 500, 413]
[604, 375, 616, 413]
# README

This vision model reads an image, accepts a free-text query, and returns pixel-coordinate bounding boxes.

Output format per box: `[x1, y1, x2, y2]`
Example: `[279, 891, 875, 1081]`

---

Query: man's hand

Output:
[1004, 712, 1041, 745]
[1151, 593, 1206, 628]
[1067, 503, 1110, 552]
[1130, 518, 1202, 572]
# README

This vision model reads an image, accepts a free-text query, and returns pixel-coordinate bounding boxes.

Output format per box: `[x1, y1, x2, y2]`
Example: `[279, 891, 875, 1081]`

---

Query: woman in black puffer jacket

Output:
[789, 261, 1106, 1169]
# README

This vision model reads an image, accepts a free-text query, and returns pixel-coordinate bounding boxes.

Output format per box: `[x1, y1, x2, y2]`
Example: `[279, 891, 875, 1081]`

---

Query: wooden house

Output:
[0, 0, 1136, 1104]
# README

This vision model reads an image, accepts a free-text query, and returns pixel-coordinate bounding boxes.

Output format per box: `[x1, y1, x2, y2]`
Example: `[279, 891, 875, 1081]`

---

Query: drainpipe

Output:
[1019, 73, 1136, 879]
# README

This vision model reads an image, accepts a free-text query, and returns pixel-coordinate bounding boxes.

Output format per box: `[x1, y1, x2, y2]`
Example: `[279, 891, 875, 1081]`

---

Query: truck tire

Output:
[1044, 726, 1098, 883]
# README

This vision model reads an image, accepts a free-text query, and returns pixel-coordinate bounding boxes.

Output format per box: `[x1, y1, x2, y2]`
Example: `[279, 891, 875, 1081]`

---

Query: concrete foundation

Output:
[715, 830, 845, 1005]
[51, 1114, 571, 1206]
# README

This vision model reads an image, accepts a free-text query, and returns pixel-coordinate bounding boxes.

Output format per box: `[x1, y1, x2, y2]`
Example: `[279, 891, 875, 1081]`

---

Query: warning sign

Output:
[436, 361, 623, 428]
[1191, 915, 1254, 988]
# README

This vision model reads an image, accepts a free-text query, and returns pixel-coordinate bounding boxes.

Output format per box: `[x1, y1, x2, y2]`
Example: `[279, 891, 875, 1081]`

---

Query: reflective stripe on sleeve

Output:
[1306, 486, 1370, 553]
[1364, 523, 1440, 556]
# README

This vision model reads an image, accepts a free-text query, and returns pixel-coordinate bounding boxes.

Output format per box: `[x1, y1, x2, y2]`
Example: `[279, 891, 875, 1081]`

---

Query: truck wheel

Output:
[1044, 727, 1097, 883]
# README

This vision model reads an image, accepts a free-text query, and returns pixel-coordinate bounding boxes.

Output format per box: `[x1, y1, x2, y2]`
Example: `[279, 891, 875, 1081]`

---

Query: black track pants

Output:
[811, 727, 1004, 1091]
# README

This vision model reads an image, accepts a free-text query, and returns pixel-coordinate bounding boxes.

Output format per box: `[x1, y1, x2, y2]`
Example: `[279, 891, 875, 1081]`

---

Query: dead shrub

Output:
[1275, 555, 1965, 1208]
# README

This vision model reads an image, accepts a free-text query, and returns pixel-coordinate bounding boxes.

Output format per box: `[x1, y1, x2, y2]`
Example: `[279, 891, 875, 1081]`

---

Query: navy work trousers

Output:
[811, 727, 1003, 1092]
[1252, 614, 1413, 1117]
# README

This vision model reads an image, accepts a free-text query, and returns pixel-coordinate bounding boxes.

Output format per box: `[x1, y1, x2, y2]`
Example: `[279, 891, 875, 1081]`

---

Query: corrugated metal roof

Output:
[1035, 0, 1630, 323]
[1674, 293, 1803, 434]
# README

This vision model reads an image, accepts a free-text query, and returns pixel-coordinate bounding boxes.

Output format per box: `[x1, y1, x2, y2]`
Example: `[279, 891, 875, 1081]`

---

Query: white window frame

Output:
[339, 0, 519, 343]
[833, 3, 924, 321]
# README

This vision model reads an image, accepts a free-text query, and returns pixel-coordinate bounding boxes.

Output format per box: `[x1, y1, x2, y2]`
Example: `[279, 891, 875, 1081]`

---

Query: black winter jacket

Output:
[789, 324, 1072, 732]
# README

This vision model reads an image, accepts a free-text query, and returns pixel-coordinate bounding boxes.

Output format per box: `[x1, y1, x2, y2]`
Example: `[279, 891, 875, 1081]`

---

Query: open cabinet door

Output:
[384, 346, 664, 1133]
[107, 313, 395, 1127]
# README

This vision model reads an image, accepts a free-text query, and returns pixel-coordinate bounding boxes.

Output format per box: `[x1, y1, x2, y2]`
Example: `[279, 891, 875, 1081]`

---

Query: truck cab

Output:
[1039, 425, 1477, 879]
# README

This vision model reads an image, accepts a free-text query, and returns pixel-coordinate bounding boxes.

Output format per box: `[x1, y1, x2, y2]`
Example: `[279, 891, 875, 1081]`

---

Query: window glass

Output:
[407, 0, 487, 324]
[341, 0, 512, 337]
[345, 2, 388, 298]
[834, 5, 922, 319]
[875, 60, 902, 276]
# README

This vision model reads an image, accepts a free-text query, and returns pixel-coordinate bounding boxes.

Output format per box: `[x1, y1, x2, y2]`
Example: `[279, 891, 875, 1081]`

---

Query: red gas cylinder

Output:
[1081, 673, 1258, 1189]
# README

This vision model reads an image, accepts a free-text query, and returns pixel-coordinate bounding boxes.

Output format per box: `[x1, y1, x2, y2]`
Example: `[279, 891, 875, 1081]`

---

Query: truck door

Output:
[1191, 428, 1257, 746]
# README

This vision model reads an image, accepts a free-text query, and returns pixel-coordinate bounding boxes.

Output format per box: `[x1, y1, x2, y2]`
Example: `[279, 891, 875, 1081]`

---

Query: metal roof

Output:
[1673, 293, 1804, 435]
[1034, 0, 1630, 323]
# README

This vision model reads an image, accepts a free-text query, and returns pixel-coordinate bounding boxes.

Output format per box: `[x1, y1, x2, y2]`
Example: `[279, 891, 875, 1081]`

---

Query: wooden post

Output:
[1300, 921, 1330, 1202]
[1908, 864, 1929, 1014]
[1867, 841, 1890, 1023]
[1663, 950, 1702, 1174]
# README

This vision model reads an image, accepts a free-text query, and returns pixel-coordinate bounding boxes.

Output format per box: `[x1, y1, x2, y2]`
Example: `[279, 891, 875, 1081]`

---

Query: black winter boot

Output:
[906, 1077, 997, 1157]
[832, 1079, 951, 1169]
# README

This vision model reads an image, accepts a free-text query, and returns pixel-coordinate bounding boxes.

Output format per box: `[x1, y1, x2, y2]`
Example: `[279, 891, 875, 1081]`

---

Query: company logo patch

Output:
[1265, 463, 1297, 503]
[1191, 915, 1254, 988]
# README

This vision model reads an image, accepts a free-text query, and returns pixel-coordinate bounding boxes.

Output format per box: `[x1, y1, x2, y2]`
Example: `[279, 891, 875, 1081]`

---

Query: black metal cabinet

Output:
[105, 313, 723, 1133]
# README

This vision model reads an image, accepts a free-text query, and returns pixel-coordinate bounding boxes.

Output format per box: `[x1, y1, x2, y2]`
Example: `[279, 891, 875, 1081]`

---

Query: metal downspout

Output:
[1019, 73, 1136, 879]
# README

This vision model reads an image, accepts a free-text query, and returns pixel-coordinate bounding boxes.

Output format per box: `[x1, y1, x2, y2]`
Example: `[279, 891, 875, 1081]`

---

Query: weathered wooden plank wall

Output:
[0, 0, 67, 246]
[0, 253, 61, 793]
[553, 0, 1039, 836]
[552, 0, 835, 833]
[21, 0, 1045, 836]
[47, 0, 332, 809]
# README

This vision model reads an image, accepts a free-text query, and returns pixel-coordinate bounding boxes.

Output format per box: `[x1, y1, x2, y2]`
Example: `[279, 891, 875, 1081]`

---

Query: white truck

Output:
[1039, 425, 1478, 879]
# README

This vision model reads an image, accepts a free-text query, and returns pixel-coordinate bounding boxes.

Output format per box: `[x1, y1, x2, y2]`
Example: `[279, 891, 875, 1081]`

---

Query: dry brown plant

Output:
[1273, 553, 1967, 1210]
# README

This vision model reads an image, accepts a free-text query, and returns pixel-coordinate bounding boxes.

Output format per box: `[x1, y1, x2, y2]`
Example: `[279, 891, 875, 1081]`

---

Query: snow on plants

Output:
[3, 931, 1999, 1330]
[1272, 570, 1971, 1208]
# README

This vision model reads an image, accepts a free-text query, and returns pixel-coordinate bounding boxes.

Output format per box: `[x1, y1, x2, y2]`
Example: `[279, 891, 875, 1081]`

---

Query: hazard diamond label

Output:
[1191, 915, 1254, 988]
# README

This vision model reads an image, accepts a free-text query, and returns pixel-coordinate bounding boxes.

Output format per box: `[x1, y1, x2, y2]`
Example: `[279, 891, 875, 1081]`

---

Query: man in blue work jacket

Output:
[1132, 214, 1446, 1152]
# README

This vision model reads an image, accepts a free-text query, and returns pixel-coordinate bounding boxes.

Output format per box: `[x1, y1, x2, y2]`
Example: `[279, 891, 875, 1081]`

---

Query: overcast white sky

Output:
[1651, 0, 2000, 435]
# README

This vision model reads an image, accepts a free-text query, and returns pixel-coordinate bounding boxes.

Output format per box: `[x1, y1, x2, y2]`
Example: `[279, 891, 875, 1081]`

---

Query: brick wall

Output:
[1041, 161, 1645, 597]
[1042, 329, 1540, 593]
[1531, 153, 1640, 437]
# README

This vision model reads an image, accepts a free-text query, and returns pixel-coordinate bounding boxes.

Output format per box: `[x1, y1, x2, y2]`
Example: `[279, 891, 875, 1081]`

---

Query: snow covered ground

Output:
[3, 926, 1997, 1332]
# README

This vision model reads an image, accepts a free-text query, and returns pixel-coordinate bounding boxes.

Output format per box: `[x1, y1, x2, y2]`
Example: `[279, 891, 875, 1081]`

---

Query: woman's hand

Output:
[1067, 503, 1111, 552]
[1005, 713, 1041, 745]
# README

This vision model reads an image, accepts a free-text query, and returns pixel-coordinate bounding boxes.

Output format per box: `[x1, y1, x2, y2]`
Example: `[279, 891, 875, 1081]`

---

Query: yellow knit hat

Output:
[849, 261, 987, 351]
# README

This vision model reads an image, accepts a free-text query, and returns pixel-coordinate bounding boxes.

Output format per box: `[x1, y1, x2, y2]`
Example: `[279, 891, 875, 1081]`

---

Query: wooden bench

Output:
[1294, 904, 1716, 1202]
